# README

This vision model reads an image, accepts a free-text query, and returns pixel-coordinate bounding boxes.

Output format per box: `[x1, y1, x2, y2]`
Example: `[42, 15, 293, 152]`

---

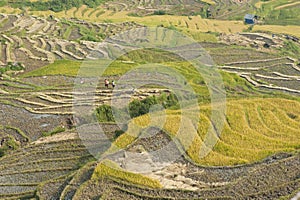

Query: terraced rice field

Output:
[275, 1, 300, 10]
[21, 127, 298, 199]
[107, 97, 300, 166]
[1, 16, 298, 101]
[0, 97, 299, 199]
[219, 54, 300, 94]
[208, 0, 255, 20]
[68, 152, 300, 199]
[255, 0, 300, 25]
[0, 3, 299, 198]
[0, 14, 143, 71]
[0, 132, 93, 199]
[1, 2, 300, 37]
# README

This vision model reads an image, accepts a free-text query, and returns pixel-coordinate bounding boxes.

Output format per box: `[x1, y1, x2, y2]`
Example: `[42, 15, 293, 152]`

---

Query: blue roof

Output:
[244, 14, 255, 20]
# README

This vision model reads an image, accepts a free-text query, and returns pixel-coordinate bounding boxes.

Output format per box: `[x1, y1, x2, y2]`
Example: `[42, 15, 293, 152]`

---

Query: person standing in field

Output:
[112, 80, 115, 88]
[105, 79, 109, 89]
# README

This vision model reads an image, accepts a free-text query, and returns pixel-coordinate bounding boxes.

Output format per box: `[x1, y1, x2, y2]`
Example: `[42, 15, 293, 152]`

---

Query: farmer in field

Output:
[104, 79, 109, 89]
[112, 80, 115, 88]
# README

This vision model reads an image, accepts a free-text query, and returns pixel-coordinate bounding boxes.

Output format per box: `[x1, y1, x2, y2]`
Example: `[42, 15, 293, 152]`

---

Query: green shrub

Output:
[0, 137, 20, 157]
[6, 139, 19, 150]
[0, 148, 5, 157]
[0, 0, 7, 7]
[128, 99, 144, 118]
[129, 95, 161, 118]
[0, 62, 24, 76]
[153, 10, 166, 15]
[95, 104, 115, 122]
[80, 35, 100, 42]
[42, 126, 66, 137]
[96, 93, 179, 122]
[165, 93, 179, 109]
[114, 130, 125, 139]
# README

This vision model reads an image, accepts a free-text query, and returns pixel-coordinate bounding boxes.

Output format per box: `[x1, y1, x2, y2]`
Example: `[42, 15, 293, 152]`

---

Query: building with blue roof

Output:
[244, 14, 255, 24]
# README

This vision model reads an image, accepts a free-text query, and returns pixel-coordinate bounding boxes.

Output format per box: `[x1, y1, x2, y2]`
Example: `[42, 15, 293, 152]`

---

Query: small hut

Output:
[244, 14, 255, 24]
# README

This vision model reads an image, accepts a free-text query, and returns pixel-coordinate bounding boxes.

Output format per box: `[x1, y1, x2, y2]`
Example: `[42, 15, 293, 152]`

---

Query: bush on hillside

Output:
[96, 93, 179, 122]
[95, 104, 115, 122]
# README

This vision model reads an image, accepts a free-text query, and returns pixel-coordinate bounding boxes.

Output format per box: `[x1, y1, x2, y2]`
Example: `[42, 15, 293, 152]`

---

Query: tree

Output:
[96, 104, 115, 122]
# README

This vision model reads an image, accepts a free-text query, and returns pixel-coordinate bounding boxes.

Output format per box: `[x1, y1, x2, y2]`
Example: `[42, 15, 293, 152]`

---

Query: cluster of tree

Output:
[95, 104, 115, 122]
[95, 93, 179, 122]
[0, 62, 24, 75]
[153, 10, 166, 15]
[129, 93, 179, 118]
[1, 0, 109, 12]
